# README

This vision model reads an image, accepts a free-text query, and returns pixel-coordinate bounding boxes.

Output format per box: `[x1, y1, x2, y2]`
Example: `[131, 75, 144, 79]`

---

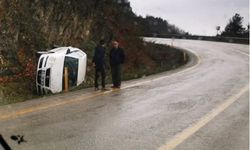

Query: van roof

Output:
[49, 46, 75, 54]
[39, 47, 84, 55]
[39, 47, 86, 60]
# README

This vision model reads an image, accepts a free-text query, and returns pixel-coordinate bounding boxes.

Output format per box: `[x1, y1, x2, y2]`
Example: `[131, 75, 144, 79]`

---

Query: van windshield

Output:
[37, 70, 42, 84]
[45, 68, 51, 87]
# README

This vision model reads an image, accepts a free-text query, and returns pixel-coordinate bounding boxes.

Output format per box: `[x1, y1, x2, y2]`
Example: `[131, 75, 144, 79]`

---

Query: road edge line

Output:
[158, 85, 249, 150]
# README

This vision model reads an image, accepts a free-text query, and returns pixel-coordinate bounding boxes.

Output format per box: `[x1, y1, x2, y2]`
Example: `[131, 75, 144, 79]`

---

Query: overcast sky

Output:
[129, 0, 249, 36]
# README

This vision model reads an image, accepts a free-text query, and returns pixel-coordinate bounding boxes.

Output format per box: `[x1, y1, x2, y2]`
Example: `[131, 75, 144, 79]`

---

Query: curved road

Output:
[0, 38, 249, 150]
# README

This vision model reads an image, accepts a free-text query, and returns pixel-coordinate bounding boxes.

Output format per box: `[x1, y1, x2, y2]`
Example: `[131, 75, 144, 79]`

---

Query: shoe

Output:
[111, 86, 120, 89]
[101, 88, 108, 91]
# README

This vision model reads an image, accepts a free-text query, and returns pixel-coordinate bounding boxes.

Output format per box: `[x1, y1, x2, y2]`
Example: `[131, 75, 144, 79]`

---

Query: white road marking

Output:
[158, 85, 249, 150]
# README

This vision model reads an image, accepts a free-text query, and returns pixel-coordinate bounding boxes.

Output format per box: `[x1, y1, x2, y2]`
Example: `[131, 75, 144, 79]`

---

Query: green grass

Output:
[0, 82, 39, 105]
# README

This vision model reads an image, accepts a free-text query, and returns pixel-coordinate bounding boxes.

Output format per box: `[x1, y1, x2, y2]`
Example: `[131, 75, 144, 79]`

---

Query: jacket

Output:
[109, 47, 125, 66]
[92, 45, 106, 69]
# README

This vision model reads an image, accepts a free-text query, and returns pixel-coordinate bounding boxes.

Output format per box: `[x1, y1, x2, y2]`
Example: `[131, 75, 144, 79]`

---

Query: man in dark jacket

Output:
[109, 40, 125, 88]
[93, 40, 106, 90]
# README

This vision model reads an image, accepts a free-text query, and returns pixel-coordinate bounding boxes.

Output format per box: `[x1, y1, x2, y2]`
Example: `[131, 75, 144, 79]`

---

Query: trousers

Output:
[111, 65, 122, 87]
[95, 67, 106, 88]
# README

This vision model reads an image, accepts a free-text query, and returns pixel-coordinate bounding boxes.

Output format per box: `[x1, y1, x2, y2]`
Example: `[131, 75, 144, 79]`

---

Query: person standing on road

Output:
[109, 40, 125, 88]
[93, 40, 107, 90]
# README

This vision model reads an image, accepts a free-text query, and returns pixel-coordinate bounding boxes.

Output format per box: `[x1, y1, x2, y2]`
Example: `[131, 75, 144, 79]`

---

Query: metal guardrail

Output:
[144, 33, 249, 44]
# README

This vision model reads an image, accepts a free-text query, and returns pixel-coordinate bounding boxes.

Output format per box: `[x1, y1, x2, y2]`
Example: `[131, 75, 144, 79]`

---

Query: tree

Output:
[221, 13, 246, 37]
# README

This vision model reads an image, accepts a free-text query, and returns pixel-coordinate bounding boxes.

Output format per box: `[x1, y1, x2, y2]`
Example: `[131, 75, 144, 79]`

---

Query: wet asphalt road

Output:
[0, 38, 249, 150]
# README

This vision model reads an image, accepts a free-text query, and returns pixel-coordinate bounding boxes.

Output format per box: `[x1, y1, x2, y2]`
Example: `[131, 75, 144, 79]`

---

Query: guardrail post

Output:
[171, 37, 174, 47]
[64, 67, 69, 92]
[183, 52, 186, 62]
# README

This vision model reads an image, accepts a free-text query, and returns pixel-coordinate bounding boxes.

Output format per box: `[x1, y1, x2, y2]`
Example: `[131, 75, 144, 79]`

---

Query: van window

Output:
[45, 68, 51, 87]
[39, 57, 44, 68]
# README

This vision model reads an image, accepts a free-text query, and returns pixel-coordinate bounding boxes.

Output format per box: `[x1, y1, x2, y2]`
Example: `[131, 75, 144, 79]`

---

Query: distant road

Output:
[0, 38, 248, 150]
[144, 34, 249, 44]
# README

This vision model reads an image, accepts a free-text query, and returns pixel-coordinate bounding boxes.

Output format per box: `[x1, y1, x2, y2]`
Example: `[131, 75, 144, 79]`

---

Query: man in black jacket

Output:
[109, 40, 125, 88]
[93, 40, 106, 90]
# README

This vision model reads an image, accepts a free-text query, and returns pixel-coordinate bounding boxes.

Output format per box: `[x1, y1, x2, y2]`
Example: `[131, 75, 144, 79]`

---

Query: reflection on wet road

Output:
[0, 38, 248, 150]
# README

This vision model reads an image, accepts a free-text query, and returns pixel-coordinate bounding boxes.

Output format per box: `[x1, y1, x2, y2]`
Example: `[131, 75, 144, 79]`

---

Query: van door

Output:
[63, 56, 79, 89]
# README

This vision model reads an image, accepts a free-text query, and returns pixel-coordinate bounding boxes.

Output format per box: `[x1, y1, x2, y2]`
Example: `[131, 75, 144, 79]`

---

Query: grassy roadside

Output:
[0, 42, 188, 106]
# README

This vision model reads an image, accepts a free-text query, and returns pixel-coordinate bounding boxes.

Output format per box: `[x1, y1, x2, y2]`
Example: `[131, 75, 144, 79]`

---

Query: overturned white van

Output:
[36, 47, 87, 94]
